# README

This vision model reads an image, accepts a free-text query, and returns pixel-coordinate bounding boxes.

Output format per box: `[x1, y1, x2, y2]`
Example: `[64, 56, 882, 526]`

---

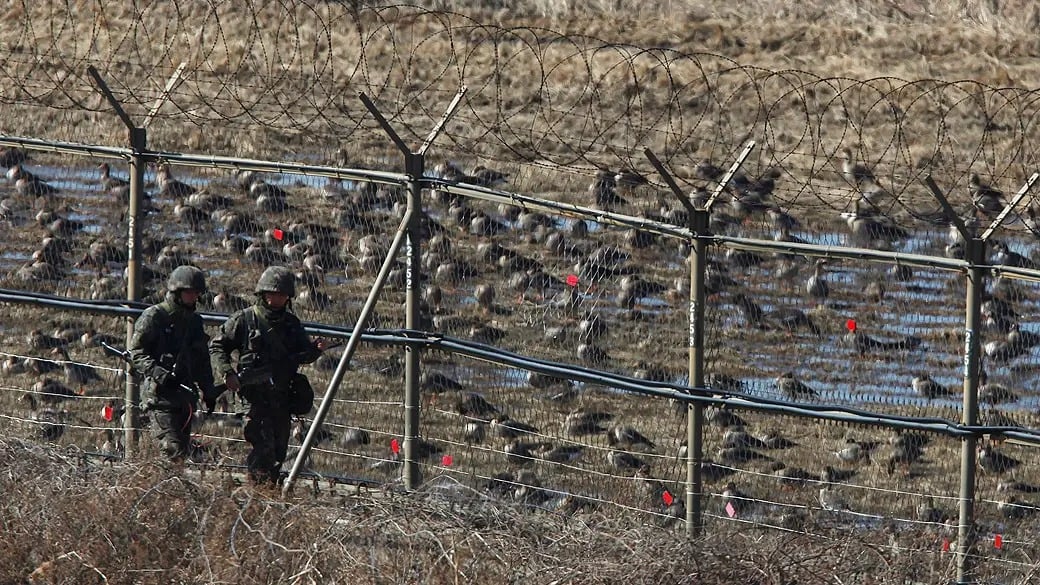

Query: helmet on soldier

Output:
[255, 266, 296, 297]
[166, 265, 207, 293]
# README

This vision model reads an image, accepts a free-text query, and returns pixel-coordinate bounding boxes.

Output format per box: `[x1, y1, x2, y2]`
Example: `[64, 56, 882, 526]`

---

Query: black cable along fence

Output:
[3, 3, 1040, 583]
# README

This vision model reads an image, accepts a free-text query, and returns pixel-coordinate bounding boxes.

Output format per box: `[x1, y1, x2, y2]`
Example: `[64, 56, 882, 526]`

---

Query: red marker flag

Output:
[845, 319, 857, 332]
[272, 228, 285, 241]
[662, 490, 674, 506]
[566, 274, 579, 287]
[101, 404, 114, 422]
[390, 438, 400, 454]
[441, 454, 453, 467]
[995, 534, 1003, 549]
[942, 538, 950, 552]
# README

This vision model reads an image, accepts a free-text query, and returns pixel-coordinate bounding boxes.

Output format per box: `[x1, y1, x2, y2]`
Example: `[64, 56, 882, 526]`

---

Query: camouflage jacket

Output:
[129, 293, 215, 404]
[209, 303, 320, 391]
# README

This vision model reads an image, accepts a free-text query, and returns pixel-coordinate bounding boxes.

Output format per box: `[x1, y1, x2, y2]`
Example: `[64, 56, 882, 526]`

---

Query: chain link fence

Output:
[4, 2, 1040, 582]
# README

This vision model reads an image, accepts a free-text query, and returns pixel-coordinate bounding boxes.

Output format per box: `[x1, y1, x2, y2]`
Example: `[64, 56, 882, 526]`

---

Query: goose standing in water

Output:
[806, 259, 829, 304]
[155, 163, 197, 198]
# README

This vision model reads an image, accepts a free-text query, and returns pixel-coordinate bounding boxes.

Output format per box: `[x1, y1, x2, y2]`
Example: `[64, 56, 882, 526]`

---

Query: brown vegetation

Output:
[3, 438, 969, 585]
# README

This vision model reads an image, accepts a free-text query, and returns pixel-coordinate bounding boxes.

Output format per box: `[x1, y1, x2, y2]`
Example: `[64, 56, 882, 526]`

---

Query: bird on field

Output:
[822, 465, 857, 484]
[51, 347, 103, 390]
[997, 497, 1040, 520]
[455, 392, 500, 421]
[97, 162, 129, 191]
[338, 428, 371, 449]
[844, 322, 922, 356]
[97, 428, 125, 461]
[462, 422, 487, 445]
[576, 343, 611, 366]
[253, 183, 293, 212]
[716, 446, 773, 465]
[154, 163, 197, 198]
[992, 241, 1037, 270]
[841, 199, 909, 248]
[835, 438, 881, 464]
[614, 168, 649, 192]
[721, 482, 755, 516]
[292, 418, 335, 445]
[589, 169, 627, 211]
[212, 288, 251, 313]
[606, 449, 650, 473]
[30, 377, 82, 404]
[706, 373, 744, 393]
[776, 372, 817, 400]
[997, 480, 1040, 494]
[840, 147, 877, 190]
[474, 283, 496, 312]
[978, 371, 1019, 405]
[769, 461, 821, 489]
[768, 306, 821, 337]
[704, 406, 747, 429]
[759, 429, 799, 450]
[721, 426, 769, 450]
[806, 259, 829, 302]
[606, 425, 656, 452]
[912, 374, 955, 400]
[563, 409, 613, 436]
[419, 371, 464, 393]
[187, 190, 235, 212]
[505, 439, 553, 466]
[885, 439, 927, 476]
[22, 393, 71, 442]
[173, 199, 209, 231]
[730, 292, 767, 328]
[978, 445, 1021, 475]
[9, 164, 59, 197]
[534, 443, 584, 464]
[489, 415, 540, 440]
[470, 165, 510, 188]
[969, 173, 1008, 220]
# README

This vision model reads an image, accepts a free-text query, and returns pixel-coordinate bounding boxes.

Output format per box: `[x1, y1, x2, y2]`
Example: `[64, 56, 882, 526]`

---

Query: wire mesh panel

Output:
[398, 351, 686, 524]
[0, 306, 127, 456]
[695, 413, 962, 581]
[424, 167, 691, 381]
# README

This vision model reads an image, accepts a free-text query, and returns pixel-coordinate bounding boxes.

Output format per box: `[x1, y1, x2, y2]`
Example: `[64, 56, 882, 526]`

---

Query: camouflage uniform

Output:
[209, 267, 321, 485]
[129, 266, 215, 460]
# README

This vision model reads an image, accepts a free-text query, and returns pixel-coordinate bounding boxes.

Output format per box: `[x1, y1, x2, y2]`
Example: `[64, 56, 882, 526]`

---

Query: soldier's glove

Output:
[151, 366, 173, 387]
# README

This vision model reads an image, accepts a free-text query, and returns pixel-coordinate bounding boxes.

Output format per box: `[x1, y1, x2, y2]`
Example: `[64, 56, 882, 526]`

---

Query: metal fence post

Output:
[956, 236, 985, 584]
[125, 127, 146, 454]
[351, 89, 466, 491]
[87, 66, 148, 456]
[687, 209, 709, 536]
[403, 152, 424, 489]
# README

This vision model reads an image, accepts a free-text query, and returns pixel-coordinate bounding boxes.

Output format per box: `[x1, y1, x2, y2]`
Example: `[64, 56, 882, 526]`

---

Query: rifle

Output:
[101, 341, 220, 412]
[233, 339, 344, 387]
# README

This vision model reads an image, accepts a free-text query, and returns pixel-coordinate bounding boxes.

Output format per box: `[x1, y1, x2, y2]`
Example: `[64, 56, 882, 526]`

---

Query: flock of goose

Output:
[2, 143, 1040, 529]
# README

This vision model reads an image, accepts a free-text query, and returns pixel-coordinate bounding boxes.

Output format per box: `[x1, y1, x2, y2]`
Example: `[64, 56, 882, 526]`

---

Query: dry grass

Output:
[1, 437, 975, 585]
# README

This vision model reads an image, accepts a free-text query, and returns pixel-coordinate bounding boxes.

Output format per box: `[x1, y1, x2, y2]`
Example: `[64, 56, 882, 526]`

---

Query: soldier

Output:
[129, 265, 216, 461]
[209, 266, 330, 486]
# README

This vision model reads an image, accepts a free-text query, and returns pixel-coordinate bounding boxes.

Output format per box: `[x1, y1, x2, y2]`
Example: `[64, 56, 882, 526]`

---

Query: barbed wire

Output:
[2, 3, 1038, 211]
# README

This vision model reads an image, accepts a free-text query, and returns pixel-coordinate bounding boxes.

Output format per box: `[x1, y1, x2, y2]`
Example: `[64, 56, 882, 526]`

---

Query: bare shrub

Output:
[0, 439, 969, 584]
